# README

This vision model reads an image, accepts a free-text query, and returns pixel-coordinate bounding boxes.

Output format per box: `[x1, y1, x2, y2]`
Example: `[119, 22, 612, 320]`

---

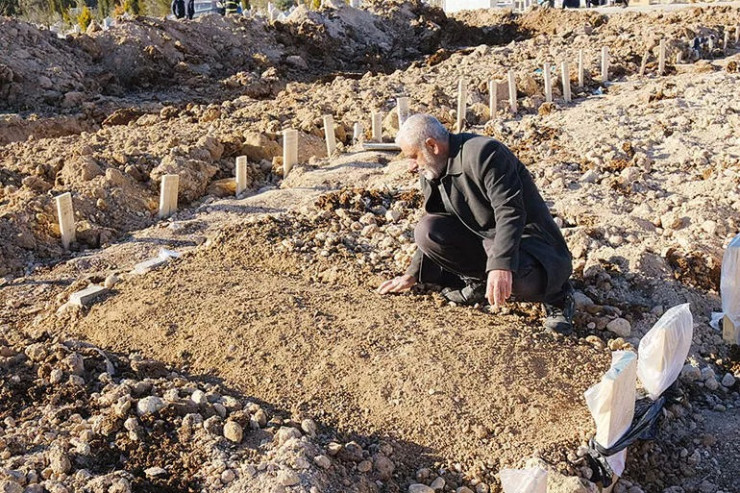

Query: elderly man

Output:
[378, 114, 575, 333]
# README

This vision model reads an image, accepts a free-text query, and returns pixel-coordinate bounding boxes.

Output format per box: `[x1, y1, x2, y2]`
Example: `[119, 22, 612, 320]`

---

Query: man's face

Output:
[402, 139, 447, 180]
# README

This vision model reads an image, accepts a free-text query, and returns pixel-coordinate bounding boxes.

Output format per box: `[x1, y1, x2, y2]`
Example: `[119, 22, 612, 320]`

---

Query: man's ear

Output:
[425, 138, 439, 155]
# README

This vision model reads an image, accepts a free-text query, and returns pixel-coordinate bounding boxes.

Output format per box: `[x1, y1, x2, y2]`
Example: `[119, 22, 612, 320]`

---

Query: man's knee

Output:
[414, 214, 444, 252]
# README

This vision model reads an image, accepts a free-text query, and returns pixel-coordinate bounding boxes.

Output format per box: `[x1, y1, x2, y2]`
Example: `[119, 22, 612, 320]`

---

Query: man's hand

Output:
[486, 269, 512, 308]
[377, 274, 416, 294]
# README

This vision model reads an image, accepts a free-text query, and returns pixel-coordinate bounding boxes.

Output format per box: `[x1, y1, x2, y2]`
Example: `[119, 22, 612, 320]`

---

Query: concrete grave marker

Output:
[724, 30, 730, 51]
[721, 234, 740, 344]
[489, 80, 498, 120]
[69, 285, 109, 308]
[736, 24, 739, 44]
[283, 128, 298, 177]
[235, 156, 247, 196]
[561, 61, 571, 102]
[578, 49, 585, 88]
[543, 63, 553, 103]
[353, 122, 363, 144]
[658, 39, 666, 76]
[323, 115, 336, 157]
[601, 46, 609, 83]
[508, 70, 517, 114]
[585, 351, 637, 478]
[55, 192, 75, 250]
[372, 111, 383, 141]
[456, 78, 467, 132]
[158, 175, 179, 219]
[396, 97, 410, 128]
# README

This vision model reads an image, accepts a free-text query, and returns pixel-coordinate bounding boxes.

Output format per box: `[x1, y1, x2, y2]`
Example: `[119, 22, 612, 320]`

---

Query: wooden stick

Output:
[158, 175, 179, 219]
[282, 129, 298, 178]
[456, 78, 466, 133]
[55, 192, 75, 249]
[323, 115, 336, 157]
[601, 46, 609, 83]
[543, 63, 553, 103]
[508, 70, 517, 114]
[658, 39, 666, 76]
[724, 30, 730, 51]
[639, 51, 649, 78]
[489, 80, 498, 120]
[235, 156, 247, 196]
[561, 60, 571, 103]
[578, 49, 584, 88]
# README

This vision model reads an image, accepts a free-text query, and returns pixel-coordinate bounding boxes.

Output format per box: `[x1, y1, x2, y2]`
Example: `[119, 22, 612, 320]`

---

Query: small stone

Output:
[223, 421, 243, 443]
[221, 469, 236, 484]
[49, 369, 64, 384]
[274, 426, 301, 446]
[144, 467, 167, 478]
[253, 408, 268, 427]
[314, 455, 331, 469]
[301, 418, 318, 436]
[681, 364, 702, 382]
[104, 274, 119, 289]
[701, 367, 716, 382]
[456, 488, 474, 493]
[721, 373, 736, 387]
[204, 416, 223, 435]
[706, 378, 719, 391]
[191, 389, 208, 406]
[277, 470, 300, 487]
[374, 455, 395, 480]
[409, 485, 435, 493]
[137, 396, 165, 416]
[327, 442, 342, 456]
[0, 481, 23, 493]
[606, 318, 631, 337]
[430, 477, 446, 490]
[357, 460, 372, 473]
[48, 448, 71, 474]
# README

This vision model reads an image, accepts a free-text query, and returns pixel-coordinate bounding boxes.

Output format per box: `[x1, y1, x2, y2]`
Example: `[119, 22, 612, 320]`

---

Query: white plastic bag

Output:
[500, 467, 547, 493]
[721, 234, 740, 343]
[584, 351, 637, 477]
[637, 304, 693, 400]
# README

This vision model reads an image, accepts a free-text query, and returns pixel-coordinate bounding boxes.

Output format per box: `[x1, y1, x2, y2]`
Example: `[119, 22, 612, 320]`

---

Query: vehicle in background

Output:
[192, 0, 226, 17]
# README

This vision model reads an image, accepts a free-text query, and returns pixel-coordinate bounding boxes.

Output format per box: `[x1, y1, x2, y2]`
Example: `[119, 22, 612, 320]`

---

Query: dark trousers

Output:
[414, 214, 565, 305]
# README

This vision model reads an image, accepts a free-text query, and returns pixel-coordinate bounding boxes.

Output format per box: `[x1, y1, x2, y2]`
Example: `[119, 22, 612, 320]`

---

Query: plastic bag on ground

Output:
[721, 234, 740, 343]
[584, 351, 637, 477]
[500, 467, 547, 493]
[637, 304, 693, 400]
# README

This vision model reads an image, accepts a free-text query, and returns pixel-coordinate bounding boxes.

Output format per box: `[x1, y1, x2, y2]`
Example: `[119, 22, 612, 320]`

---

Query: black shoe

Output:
[441, 281, 486, 306]
[544, 287, 575, 335]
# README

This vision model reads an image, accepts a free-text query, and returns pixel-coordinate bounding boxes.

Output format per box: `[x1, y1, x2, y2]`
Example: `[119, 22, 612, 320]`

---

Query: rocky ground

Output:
[1, 2, 740, 493]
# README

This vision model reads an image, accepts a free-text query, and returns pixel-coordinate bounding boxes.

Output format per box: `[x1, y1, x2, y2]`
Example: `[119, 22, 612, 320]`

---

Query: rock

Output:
[136, 396, 165, 416]
[573, 291, 594, 309]
[456, 488, 474, 493]
[606, 318, 631, 337]
[144, 467, 167, 478]
[374, 454, 395, 480]
[286, 55, 309, 70]
[705, 378, 719, 391]
[104, 274, 119, 289]
[274, 426, 301, 446]
[409, 485, 435, 493]
[301, 418, 318, 436]
[253, 408, 268, 427]
[221, 469, 236, 484]
[338, 441, 364, 462]
[49, 368, 64, 384]
[681, 364, 702, 382]
[223, 421, 243, 443]
[191, 389, 208, 406]
[204, 416, 222, 435]
[548, 473, 599, 493]
[327, 442, 342, 456]
[701, 367, 716, 382]
[721, 373, 736, 387]
[65, 352, 85, 375]
[357, 460, 372, 473]
[314, 454, 331, 469]
[48, 448, 71, 474]
[430, 477, 446, 490]
[0, 481, 22, 493]
[277, 469, 300, 487]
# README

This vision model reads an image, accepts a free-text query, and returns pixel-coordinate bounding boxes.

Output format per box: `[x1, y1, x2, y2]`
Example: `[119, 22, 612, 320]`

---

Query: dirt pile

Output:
[0, 327, 391, 493]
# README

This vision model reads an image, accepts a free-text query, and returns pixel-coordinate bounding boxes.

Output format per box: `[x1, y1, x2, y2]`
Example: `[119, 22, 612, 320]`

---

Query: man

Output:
[377, 114, 575, 333]
[171, 0, 186, 18]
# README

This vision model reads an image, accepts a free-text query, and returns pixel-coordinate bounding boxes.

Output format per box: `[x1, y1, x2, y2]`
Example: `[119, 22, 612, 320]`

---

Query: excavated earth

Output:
[1, 2, 740, 493]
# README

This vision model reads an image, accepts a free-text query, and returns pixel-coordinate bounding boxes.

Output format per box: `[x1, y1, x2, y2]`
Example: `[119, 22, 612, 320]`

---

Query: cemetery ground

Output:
[1, 2, 740, 492]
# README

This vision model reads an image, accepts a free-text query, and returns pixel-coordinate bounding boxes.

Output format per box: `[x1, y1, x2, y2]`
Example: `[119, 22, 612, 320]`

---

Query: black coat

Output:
[407, 133, 572, 296]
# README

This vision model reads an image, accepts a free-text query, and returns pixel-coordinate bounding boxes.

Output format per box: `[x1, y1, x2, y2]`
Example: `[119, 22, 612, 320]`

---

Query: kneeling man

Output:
[378, 114, 575, 333]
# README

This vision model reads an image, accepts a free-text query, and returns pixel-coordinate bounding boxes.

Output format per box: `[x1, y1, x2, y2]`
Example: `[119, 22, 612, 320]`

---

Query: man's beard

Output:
[421, 148, 446, 180]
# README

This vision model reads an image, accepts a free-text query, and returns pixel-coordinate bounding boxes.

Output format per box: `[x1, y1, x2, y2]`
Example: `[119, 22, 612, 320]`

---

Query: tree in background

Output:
[77, 4, 91, 29]
[122, 0, 139, 14]
[0, 0, 22, 15]
[273, 0, 293, 10]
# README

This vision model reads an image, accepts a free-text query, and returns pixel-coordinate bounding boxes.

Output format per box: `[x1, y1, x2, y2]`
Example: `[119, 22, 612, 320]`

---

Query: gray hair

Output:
[396, 114, 449, 150]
